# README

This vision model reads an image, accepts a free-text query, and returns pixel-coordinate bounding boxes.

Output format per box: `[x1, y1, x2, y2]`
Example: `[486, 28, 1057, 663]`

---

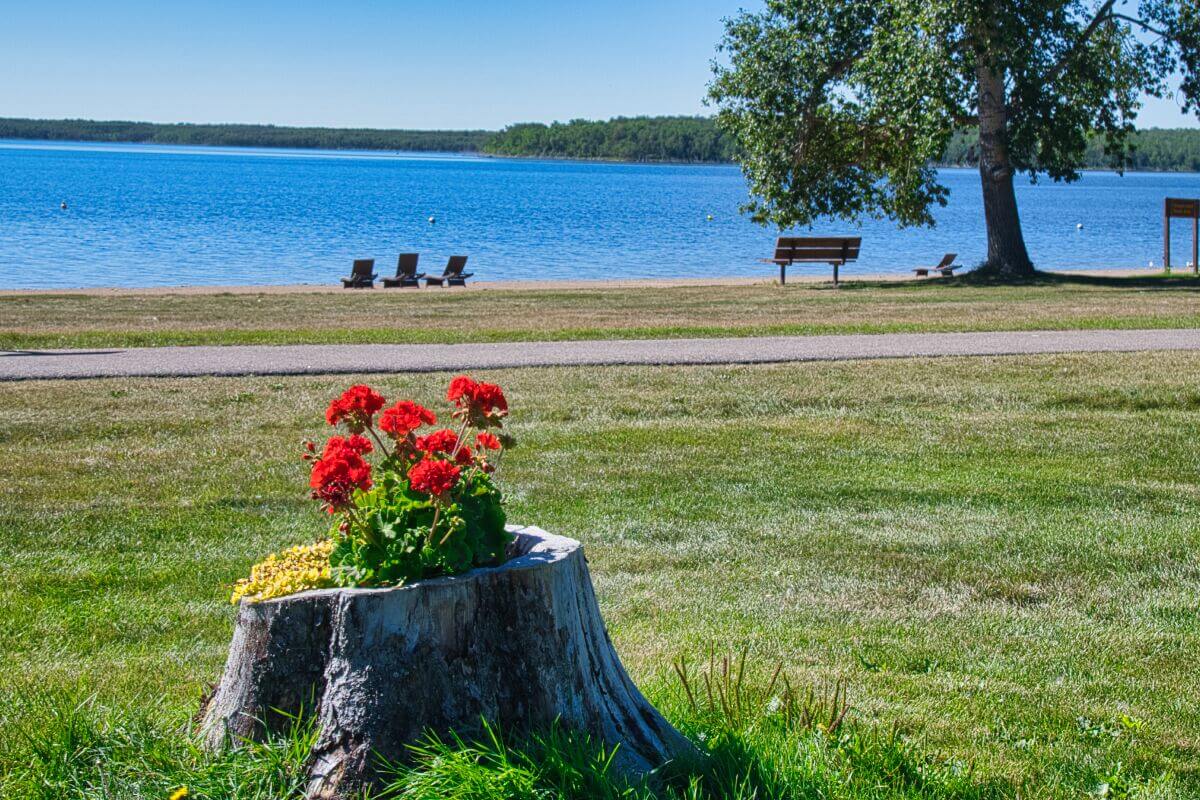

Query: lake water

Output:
[2, 139, 1200, 289]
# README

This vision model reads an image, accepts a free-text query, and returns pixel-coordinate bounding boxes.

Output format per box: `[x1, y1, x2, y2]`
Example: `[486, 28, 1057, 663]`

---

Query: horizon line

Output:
[6, 114, 1198, 135]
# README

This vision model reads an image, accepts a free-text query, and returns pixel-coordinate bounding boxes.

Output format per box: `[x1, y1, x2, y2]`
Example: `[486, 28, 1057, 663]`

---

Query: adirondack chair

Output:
[424, 255, 473, 287]
[913, 253, 960, 277]
[341, 258, 377, 288]
[382, 253, 425, 288]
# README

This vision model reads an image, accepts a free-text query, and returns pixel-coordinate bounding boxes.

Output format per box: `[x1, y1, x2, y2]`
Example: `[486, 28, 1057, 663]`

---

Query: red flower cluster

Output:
[407, 457, 461, 496]
[310, 435, 373, 511]
[379, 400, 436, 439]
[415, 428, 473, 464]
[326, 384, 386, 431]
[293, 378, 516, 589]
[327, 436, 371, 459]
[309, 379, 510, 520]
[447, 376, 508, 414]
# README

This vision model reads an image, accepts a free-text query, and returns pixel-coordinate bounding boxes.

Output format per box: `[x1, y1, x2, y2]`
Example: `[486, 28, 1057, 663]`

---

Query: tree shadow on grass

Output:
[828, 269, 1200, 293]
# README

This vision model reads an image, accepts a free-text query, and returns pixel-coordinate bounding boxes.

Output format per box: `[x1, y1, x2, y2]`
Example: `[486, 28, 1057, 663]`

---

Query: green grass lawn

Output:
[2, 273, 1200, 349]
[2, 353, 1198, 798]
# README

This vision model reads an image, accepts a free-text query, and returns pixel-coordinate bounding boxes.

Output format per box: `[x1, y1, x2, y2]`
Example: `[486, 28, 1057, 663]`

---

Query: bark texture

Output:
[200, 526, 694, 798]
[976, 64, 1035, 277]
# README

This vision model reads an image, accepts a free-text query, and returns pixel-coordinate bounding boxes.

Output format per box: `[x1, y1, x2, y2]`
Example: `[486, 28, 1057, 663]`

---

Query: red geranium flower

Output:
[408, 457, 461, 496]
[416, 428, 473, 464]
[379, 400, 436, 439]
[446, 375, 508, 415]
[475, 431, 501, 450]
[347, 434, 373, 454]
[471, 382, 508, 414]
[321, 434, 372, 458]
[415, 428, 459, 454]
[326, 384, 386, 431]
[310, 438, 373, 511]
[446, 375, 479, 405]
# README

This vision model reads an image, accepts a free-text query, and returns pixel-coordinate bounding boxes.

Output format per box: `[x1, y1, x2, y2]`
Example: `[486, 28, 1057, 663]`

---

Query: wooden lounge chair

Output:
[761, 236, 861, 285]
[341, 258, 377, 288]
[424, 255, 473, 287]
[913, 253, 959, 277]
[381, 253, 425, 288]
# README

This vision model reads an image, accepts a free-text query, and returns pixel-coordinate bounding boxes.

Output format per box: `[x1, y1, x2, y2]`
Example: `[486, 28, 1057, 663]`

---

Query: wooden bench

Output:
[761, 236, 861, 285]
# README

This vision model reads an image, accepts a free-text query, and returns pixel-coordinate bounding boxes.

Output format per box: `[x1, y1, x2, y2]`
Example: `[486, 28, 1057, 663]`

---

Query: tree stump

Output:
[200, 526, 694, 798]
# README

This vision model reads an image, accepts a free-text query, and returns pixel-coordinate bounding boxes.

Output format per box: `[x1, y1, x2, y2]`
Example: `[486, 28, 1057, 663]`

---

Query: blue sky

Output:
[0, 0, 1195, 130]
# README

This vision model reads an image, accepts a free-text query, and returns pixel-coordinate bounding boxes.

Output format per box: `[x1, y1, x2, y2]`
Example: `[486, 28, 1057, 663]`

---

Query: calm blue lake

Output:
[2, 139, 1199, 289]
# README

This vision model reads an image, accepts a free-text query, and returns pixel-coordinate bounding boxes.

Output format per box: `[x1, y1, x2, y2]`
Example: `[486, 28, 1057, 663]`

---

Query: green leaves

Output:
[709, 0, 956, 230]
[708, 0, 1200, 234]
[330, 468, 509, 588]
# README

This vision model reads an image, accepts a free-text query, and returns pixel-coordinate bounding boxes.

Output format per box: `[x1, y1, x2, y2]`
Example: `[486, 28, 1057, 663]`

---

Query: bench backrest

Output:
[773, 237, 861, 264]
[351, 258, 375, 277]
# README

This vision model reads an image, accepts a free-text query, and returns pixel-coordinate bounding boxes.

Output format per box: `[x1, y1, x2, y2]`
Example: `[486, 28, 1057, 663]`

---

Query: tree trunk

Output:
[199, 526, 695, 799]
[976, 65, 1035, 277]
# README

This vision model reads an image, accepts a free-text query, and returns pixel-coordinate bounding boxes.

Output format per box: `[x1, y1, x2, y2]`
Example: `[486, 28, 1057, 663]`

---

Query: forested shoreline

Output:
[484, 117, 734, 162]
[940, 127, 1200, 172]
[4, 116, 1199, 170]
[0, 118, 492, 152]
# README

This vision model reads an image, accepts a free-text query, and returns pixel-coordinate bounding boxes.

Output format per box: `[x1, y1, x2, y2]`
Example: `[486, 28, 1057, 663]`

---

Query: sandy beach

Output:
[0, 268, 1171, 297]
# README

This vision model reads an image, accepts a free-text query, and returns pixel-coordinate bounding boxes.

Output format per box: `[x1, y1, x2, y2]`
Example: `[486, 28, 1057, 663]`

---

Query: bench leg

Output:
[832, 263, 839, 286]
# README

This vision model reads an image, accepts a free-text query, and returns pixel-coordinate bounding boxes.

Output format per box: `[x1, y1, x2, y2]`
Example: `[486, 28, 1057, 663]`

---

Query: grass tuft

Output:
[0, 691, 315, 800]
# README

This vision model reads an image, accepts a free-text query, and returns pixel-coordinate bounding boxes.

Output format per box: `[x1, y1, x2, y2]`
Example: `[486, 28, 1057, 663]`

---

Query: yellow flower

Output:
[231, 540, 335, 604]
[169, 788, 189, 800]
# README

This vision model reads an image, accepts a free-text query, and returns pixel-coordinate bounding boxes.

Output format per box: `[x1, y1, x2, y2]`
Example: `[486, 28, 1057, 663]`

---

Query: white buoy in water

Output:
[60, 200, 67, 210]
[1076, 223, 1083, 229]
[706, 214, 714, 221]
[428, 215, 436, 224]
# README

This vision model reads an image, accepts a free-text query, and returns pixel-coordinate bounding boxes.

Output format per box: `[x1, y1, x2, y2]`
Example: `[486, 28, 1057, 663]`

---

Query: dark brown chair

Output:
[913, 253, 959, 277]
[341, 258, 377, 288]
[424, 255, 473, 287]
[381, 253, 425, 288]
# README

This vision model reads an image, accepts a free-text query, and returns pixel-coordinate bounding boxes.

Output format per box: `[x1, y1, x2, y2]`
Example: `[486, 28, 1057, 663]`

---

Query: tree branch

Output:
[821, 48, 868, 89]
[1110, 13, 1170, 39]
[791, 46, 871, 159]
[1013, 1, 1182, 119]
[1041, 0, 1117, 91]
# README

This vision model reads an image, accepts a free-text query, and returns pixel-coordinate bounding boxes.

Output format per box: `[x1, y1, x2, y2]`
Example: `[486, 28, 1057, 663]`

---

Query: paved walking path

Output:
[3, 329, 1200, 380]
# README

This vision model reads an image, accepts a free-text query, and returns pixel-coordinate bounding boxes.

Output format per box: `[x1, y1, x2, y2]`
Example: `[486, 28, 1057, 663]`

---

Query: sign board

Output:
[1165, 198, 1200, 219]
[1164, 198, 1200, 274]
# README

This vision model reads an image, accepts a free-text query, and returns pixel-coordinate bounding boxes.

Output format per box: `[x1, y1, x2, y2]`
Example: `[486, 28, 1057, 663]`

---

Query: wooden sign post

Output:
[1164, 198, 1200, 274]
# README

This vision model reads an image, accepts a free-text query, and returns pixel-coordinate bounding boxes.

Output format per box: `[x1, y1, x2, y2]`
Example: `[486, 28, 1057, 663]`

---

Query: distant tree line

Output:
[480, 117, 735, 162]
[2, 116, 1198, 170]
[491, 119, 1200, 171]
[942, 127, 1200, 172]
[0, 118, 492, 152]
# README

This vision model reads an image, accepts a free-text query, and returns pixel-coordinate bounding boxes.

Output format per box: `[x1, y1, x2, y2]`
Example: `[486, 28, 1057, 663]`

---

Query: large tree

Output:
[708, 0, 1200, 277]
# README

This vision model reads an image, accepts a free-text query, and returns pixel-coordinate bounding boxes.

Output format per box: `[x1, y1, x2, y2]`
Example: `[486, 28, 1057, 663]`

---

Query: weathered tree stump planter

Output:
[201, 526, 694, 798]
